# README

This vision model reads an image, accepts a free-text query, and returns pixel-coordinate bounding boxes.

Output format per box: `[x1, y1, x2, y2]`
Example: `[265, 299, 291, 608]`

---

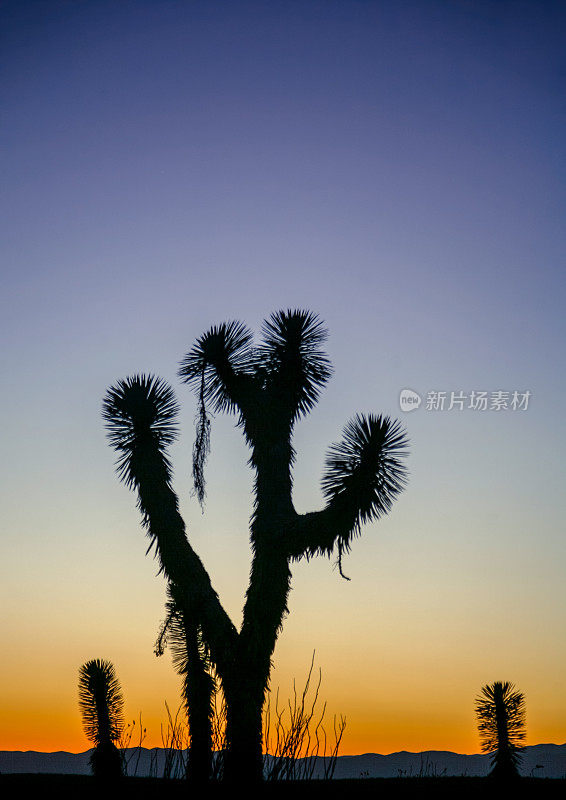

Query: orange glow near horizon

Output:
[1, 701, 564, 756]
[0, 729, 556, 758]
[0, 717, 486, 756]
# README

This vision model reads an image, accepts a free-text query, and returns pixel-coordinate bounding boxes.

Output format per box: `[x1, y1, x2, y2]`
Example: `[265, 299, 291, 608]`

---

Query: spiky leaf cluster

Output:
[179, 321, 254, 413]
[78, 659, 124, 745]
[258, 309, 332, 420]
[476, 681, 526, 768]
[102, 374, 179, 490]
[322, 414, 408, 532]
[179, 310, 333, 499]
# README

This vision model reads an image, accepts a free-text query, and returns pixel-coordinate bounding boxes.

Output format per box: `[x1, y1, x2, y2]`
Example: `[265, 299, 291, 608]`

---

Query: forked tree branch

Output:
[134, 452, 239, 681]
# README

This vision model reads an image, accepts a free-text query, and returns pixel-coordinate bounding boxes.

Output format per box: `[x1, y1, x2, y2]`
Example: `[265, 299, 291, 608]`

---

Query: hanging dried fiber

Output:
[193, 370, 211, 508]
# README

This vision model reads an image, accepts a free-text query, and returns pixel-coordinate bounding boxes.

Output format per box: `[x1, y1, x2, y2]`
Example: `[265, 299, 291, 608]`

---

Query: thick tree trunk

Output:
[223, 687, 264, 784]
[186, 728, 212, 784]
[222, 541, 292, 783]
[185, 656, 214, 784]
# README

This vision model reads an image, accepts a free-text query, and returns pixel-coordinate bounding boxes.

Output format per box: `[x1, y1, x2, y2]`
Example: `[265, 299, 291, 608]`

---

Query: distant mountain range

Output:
[1, 743, 565, 779]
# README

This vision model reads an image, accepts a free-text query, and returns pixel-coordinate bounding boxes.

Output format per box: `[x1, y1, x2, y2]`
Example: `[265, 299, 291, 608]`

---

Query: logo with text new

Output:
[399, 389, 422, 412]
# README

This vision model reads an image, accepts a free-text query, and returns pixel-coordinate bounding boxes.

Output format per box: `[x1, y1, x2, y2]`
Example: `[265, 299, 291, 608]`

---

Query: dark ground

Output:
[1, 775, 566, 799]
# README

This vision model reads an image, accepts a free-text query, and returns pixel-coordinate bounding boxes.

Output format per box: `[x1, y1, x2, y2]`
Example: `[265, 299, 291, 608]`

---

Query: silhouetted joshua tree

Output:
[155, 582, 216, 783]
[78, 658, 124, 779]
[476, 681, 526, 779]
[103, 309, 408, 783]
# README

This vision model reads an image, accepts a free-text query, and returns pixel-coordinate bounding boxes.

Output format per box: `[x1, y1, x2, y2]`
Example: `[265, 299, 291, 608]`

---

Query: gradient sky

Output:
[1, 0, 565, 756]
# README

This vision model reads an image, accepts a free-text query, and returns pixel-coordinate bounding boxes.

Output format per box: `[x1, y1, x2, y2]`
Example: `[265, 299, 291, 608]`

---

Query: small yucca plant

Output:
[475, 681, 526, 779]
[78, 659, 125, 779]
